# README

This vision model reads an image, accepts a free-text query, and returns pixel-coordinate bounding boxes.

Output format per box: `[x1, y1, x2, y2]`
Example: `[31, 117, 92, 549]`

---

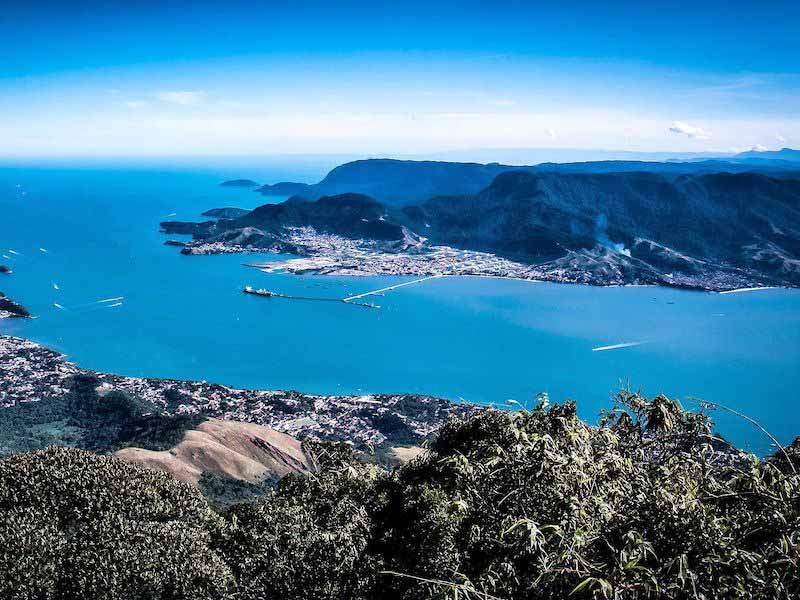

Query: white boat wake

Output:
[592, 341, 646, 352]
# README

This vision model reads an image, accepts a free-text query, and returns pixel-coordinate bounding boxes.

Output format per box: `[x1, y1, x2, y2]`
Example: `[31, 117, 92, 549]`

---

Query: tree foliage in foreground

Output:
[0, 447, 234, 600]
[0, 392, 798, 599]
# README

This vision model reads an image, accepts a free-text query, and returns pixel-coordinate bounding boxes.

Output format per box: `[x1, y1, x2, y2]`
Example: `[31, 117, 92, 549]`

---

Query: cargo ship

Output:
[243, 286, 282, 298]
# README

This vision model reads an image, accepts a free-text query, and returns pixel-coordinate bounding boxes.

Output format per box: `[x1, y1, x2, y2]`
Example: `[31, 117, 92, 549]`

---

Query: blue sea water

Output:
[1, 164, 799, 454]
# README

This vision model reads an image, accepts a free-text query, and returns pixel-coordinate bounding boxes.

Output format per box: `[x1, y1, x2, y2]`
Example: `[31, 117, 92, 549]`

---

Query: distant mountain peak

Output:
[736, 147, 800, 161]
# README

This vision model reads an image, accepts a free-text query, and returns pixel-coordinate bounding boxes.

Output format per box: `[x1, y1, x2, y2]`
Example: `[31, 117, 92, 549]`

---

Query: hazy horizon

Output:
[3, 1, 799, 158]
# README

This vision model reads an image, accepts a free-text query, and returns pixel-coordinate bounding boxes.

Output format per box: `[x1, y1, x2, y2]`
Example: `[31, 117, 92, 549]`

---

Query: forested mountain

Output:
[169, 164, 800, 289]
[253, 156, 800, 206]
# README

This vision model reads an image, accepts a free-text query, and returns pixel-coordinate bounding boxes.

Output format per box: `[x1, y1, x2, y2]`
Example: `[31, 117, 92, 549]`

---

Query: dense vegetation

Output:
[0, 374, 203, 455]
[1, 392, 798, 599]
[0, 448, 233, 599]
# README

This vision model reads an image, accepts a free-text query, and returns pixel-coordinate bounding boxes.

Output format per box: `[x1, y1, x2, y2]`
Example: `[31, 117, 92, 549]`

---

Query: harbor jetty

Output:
[243, 286, 380, 309]
[342, 274, 443, 303]
[243, 275, 444, 310]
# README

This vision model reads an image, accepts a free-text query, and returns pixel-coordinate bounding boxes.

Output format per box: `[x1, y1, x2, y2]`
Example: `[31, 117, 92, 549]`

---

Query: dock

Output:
[342, 275, 443, 303]
[243, 286, 380, 309]
[243, 275, 443, 309]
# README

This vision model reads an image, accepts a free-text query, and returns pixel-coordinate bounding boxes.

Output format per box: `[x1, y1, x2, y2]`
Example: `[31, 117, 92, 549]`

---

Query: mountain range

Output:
[253, 150, 800, 207]
[163, 153, 800, 290]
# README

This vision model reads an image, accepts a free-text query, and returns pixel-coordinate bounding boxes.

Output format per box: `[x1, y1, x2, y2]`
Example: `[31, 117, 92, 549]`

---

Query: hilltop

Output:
[114, 419, 314, 485]
[256, 159, 533, 205]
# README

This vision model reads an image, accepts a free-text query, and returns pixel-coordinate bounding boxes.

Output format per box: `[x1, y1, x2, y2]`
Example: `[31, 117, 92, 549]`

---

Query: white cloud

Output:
[154, 91, 205, 105]
[776, 133, 787, 144]
[750, 144, 768, 152]
[547, 128, 558, 139]
[668, 120, 711, 140]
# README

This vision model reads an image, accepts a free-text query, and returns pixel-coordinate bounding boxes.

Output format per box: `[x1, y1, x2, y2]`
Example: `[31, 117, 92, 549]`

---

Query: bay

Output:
[1, 164, 798, 454]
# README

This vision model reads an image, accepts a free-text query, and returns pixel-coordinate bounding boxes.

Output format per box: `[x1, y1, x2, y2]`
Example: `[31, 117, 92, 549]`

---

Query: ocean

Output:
[1, 163, 799, 454]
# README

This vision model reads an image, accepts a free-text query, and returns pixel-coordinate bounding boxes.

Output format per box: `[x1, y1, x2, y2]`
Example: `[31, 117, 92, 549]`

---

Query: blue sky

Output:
[2, 0, 799, 157]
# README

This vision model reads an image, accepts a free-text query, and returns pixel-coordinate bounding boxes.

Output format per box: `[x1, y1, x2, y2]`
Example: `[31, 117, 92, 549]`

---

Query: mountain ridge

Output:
[165, 163, 800, 290]
[250, 155, 800, 207]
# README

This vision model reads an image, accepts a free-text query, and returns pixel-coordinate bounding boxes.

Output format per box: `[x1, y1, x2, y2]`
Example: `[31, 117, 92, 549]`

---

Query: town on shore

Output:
[0, 334, 479, 455]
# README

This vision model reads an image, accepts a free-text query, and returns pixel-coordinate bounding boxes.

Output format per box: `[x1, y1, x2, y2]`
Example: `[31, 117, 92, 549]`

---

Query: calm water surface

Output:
[1, 165, 798, 453]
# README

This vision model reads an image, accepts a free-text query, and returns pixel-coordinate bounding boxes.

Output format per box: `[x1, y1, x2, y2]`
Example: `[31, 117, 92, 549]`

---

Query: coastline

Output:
[0, 334, 479, 451]
[174, 229, 785, 293]
[243, 259, 784, 294]
[0, 292, 31, 319]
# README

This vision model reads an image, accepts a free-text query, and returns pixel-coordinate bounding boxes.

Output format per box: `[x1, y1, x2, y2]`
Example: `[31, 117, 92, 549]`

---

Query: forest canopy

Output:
[0, 392, 798, 600]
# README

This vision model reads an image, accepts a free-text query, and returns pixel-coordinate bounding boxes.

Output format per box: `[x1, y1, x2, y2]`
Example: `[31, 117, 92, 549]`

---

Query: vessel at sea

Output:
[243, 286, 281, 298]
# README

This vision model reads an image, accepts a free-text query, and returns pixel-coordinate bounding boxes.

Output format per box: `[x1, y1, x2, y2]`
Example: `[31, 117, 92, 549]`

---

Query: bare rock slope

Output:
[115, 417, 314, 485]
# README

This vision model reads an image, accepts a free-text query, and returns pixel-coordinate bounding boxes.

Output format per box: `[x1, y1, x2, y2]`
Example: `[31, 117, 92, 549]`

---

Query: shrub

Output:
[0, 447, 235, 600]
[216, 441, 381, 600]
[370, 393, 800, 599]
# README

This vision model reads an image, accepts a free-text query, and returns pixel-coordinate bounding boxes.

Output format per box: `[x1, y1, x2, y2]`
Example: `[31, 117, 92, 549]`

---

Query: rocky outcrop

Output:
[0, 293, 30, 318]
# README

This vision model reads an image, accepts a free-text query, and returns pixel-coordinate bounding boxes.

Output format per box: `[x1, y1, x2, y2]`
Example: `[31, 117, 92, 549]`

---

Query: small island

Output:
[0, 265, 11, 274]
[220, 179, 259, 188]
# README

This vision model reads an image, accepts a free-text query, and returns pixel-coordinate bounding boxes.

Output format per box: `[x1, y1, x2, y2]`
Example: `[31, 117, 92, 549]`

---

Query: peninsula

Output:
[162, 158, 800, 291]
[0, 292, 30, 319]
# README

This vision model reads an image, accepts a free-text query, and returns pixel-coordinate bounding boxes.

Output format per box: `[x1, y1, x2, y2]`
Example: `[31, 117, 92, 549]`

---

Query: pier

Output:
[342, 275, 443, 303]
[243, 286, 380, 309]
[243, 275, 443, 309]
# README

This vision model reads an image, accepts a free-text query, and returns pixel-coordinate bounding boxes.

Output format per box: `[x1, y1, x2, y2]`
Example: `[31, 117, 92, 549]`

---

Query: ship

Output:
[243, 286, 280, 298]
